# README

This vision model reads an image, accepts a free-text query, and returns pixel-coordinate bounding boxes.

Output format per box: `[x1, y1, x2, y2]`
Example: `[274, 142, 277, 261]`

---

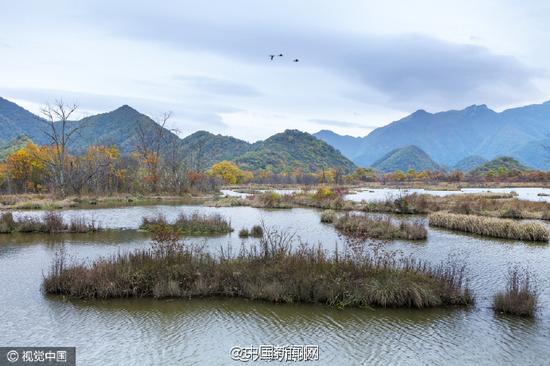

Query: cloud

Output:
[90, 8, 544, 109]
[0, 87, 229, 131]
[309, 118, 377, 129]
[174, 75, 261, 97]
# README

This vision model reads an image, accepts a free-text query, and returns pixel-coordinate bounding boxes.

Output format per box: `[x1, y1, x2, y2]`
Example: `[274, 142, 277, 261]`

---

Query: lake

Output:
[345, 187, 550, 203]
[1, 205, 550, 365]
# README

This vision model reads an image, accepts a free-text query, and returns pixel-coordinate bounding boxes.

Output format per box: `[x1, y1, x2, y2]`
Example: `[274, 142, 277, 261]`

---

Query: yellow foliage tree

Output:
[209, 161, 252, 184]
[5, 143, 49, 192]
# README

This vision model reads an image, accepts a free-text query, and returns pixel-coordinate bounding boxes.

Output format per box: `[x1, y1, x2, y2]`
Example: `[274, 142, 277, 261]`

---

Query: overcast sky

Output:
[1, 0, 549, 141]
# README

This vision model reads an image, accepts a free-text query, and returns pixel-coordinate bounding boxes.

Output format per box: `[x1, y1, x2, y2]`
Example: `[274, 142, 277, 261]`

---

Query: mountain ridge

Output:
[314, 100, 550, 169]
[371, 145, 443, 173]
[0, 97, 355, 173]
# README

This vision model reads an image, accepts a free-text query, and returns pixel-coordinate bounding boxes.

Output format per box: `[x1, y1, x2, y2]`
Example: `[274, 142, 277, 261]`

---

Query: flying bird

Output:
[269, 54, 275, 60]
[293, 59, 299, 62]
[278, 54, 283, 57]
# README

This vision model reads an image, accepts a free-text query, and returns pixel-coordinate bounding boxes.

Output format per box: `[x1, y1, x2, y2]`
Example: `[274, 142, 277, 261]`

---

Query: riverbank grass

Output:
[428, 212, 549, 242]
[493, 267, 538, 317]
[335, 214, 427, 240]
[0, 212, 101, 234]
[140, 212, 232, 236]
[43, 228, 472, 309]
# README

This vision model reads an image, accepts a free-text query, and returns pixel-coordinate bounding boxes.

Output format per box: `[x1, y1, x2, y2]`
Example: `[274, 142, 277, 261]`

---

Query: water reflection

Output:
[1, 205, 550, 365]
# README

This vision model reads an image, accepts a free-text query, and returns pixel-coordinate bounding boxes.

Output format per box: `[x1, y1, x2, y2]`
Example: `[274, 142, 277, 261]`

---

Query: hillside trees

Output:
[39, 101, 83, 197]
[209, 161, 253, 184]
[135, 112, 172, 193]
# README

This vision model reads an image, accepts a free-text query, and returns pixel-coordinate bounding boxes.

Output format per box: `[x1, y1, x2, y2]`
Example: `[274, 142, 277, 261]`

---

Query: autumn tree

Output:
[67, 145, 121, 195]
[40, 100, 83, 197]
[135, 112, 172, 193]
[5, 143, 49, 192]
[208, 161, 252, 184]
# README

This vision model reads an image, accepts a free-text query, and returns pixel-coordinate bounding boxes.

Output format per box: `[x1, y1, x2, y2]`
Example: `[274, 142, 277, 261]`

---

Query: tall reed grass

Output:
[43, 226, 472, 309]
[0, 211, 100, 234]
[335, 214, 427, 240]
[428, 212, 549, 242]
[493, 266, 538, 317]
[140, 212, 232, 235]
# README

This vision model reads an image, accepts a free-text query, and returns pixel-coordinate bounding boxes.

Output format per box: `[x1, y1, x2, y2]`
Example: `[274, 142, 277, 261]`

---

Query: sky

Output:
[1, 0, 549, 141]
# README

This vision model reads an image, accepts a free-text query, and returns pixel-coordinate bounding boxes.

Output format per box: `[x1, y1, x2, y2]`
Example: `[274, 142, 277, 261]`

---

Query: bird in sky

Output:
[293, 59, 299, 62]
[278, 54, 283, 57]
[269, 54, 275, 60]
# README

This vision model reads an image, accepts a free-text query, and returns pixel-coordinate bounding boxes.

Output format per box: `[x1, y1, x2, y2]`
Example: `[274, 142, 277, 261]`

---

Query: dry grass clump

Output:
[238, 228, 250, 238]
[320, 210, 336, 223]
[140, 212, 232, 235]
[493, 266, 538, 317]
[43, 226, 472, 308]
[238, 225, 264, 238]
[334, 214, 427, 240]
[428, 212, 549, 242]
[0, 211, 100, 234]
[500, 207, 525, 219]
[250, 225, 263, 237]
[250, 192, 293, 209]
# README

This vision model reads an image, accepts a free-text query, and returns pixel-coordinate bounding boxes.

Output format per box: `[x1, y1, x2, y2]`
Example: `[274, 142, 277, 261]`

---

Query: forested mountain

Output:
[235, 129, 356, 173]
[179, 131, 252, 170]
[371, 145, 442, 173]
[470, 157, 530, 176]
[314, 101, 550, 169]
[0, 135, 33, 161]
[0, 98, 355, 173]
[312, 130, 364, 160]
[452, 156, 488, 172]
[0, 97, 49, 144]
[67, 105, 182, 154]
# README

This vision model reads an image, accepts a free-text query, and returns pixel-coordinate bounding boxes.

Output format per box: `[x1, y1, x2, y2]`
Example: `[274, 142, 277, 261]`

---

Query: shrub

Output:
[238, 228, 250, 238]
[0, 211, 99, 234]
[493, 266, 538, 317]
[250, 225, 264, 238]
[500, 207, 524, 219]
[253, 192, 292, 208]
[320, 210, 336, 223]
[42, 211, 65, 233]
[314, 186, 336, 200]
[335, 214, 427, 240]
[140, 212, 233, 235]
[428, 212, 549, 242]
[0, 212, 16, 233]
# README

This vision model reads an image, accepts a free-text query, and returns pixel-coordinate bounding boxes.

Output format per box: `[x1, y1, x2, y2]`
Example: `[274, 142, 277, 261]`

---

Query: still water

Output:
[345, 187, 550, 203]
[1, 205, 550, 365]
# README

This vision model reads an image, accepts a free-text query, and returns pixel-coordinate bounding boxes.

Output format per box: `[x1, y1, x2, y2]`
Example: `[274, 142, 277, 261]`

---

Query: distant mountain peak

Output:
[463, 104, 493, 114]
[411, 109, 430, 116]
[371, 144, 442, 173]
[111, 104, 140, 114]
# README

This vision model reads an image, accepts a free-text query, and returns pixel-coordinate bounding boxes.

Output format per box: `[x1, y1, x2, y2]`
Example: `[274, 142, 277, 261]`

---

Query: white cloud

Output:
[0, 0, 548, 140]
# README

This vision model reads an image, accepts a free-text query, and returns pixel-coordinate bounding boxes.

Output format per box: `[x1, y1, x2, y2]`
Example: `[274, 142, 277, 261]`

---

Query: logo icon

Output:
[6, 350, 19, 363]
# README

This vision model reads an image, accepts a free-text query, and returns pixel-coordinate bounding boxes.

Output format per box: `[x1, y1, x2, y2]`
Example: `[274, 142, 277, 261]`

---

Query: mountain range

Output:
[371, 145, 443, 173]
[0, 97, 355, 173]
[2, 95, 549, 173]
[314, 101, 550, 170]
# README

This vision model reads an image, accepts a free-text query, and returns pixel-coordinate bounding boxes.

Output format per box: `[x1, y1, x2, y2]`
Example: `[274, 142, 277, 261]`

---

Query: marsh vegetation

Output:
[428, 212, 549, 242]
[334, 214, 427, 241]
[493, 266, 538, 317]
[0, 211, 101, 234]
[43, 225, 472, 308]
[140, 212, 232, 235]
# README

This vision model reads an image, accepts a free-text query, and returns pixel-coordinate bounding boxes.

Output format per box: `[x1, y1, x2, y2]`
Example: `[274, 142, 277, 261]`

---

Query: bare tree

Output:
[165, 127, 189, 194]
[135, 111, 172, 192]
[40, 100, 83, 197]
